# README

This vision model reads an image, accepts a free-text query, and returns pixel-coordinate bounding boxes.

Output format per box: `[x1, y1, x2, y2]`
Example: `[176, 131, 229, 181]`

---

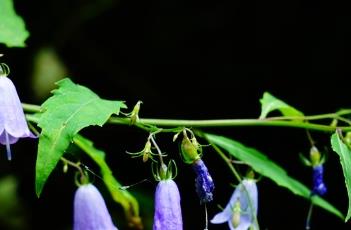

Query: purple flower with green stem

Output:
[179, 129, 215, 203]
[0, 63, 35, 160]
[211, 179, 258, 230]
[74, 183, 118, 230]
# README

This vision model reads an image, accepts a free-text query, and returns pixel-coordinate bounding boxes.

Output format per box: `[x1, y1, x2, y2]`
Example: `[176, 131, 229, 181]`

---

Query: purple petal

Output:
[153, 179, 183, 230]
[74, 184, 118, 230]
[0, 77, 35, 139]
[193, 159, 215, 203]
[211, 179, 258, 230]
[210, 184, 241, 224]
[312, 165, 327, 195]
[0, 131, 19, 145]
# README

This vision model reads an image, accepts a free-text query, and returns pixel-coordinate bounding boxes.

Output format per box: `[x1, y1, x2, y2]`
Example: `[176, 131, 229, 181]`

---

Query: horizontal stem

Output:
[23, 102, 351, 132]
[110, 117, 351, 132]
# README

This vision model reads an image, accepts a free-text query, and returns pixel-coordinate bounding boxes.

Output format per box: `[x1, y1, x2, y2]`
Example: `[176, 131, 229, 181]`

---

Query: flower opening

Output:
[0, 74, 35, 160]
[211, 179, 258, 230]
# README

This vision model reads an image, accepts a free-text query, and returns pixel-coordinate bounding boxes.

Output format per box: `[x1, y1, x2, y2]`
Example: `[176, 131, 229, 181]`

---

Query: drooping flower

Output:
[179, 129, 215, 203]
[211, 179, 258, 230]
[153, 179, 183, 230]
[74, 183, 118, 230]
[193, 159, 215, 203]
[153, 161, 183, 230]
[0, 65, 35, 160]
[309, 146, 327, 196]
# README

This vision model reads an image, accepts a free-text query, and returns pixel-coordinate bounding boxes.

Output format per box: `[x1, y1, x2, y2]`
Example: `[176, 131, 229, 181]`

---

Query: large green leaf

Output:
[0, 0, 29, 47]
[259, 92, 304, 119]
[36, 78, 126, 196]
[205, 133, 344, 219]
[331, 131, 351, 221]
[73, 134, 143, 229]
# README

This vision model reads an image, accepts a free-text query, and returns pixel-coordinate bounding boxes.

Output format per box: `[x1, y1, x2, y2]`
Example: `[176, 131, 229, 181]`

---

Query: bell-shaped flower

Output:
[0, 71, 35, 160]
[74, 183, 118, 230]
[152, 161, 183, 230]
[153, 178, 183, 230]
[193, 159, 215, 203]
[211, 179, 258, 230]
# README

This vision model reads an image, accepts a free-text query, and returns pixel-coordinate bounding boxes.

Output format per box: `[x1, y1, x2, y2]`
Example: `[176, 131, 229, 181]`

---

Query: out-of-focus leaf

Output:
[31, 47, 67, 99]
[331, 131, 351, 221]
[259, 92, 304, 119]
[0, 0, 29, 47]
[73, 134, 143, 229]
[35, 78, 126, 196]
[205, 133, 344, 219]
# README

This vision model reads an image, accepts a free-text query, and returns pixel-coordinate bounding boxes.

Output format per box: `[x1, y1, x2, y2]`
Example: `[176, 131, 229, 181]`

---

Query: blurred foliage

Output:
[0, 0, 29, 47]
[0, 176, 29, 230]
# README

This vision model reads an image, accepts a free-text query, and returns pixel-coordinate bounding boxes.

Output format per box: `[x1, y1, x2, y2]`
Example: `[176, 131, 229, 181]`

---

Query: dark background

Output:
[1, 0, 351, 229]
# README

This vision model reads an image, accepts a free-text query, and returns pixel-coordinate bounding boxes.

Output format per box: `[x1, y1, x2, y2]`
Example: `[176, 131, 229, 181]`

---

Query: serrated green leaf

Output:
[331, 131, 351, 221]
[35, 78, 126, 196]
[205, 133, 344, 219]
[0, 0, 29, 47]
[259, 92, 304, 119]
[73, 134, 143, 228]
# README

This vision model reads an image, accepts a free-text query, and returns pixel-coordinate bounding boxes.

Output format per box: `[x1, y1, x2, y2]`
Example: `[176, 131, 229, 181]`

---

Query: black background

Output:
[1, 0, 351, 229]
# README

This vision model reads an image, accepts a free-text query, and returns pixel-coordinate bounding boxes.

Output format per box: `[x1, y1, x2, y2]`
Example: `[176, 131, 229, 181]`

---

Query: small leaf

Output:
[35, 78, 126, 196]
[205, 133, 344, 219]
[0, 0, 29, 47]
[259, 92, 304, 119]
[73, 134, 143, 229]
[331, 131, 351, 221]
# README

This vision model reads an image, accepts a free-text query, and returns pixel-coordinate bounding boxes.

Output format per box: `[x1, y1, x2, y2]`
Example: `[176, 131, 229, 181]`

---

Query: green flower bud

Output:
[310, 146, 321, 167]
[180, 131, 200, 164]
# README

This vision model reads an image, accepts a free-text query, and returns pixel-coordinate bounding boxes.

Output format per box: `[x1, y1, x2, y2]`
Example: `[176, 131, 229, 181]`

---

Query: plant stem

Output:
[23, 103, 351, 132]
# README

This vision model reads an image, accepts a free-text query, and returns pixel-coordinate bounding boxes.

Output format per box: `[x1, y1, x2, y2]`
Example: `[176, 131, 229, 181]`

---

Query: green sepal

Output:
[180, 131, 200, 164]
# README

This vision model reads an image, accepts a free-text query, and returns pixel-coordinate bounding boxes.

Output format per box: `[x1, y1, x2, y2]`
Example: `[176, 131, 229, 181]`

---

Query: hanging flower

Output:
[153, 161, 183, 230]
[179, 129, 215, 203]
[193, 159, 215, 203]
[0, 65, 35, 160]
[211, 179, 258, 230]
[309, 146, 327, 196]
[74, 183, 118, 230]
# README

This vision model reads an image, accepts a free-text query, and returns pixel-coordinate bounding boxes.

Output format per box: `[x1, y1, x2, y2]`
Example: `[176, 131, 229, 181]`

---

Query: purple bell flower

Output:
[153, 179, 183, 230]
[74, 184, 118, 230]
[211, 179, 258, 230]
[192, 159, 215, 203]
[312, 165, 327, 196]
[0, 75, 35, 160]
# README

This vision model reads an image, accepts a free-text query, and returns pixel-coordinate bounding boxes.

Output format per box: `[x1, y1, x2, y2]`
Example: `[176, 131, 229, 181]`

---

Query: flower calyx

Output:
[121, 100, 143, 125]
[152, 160, 177, 181]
